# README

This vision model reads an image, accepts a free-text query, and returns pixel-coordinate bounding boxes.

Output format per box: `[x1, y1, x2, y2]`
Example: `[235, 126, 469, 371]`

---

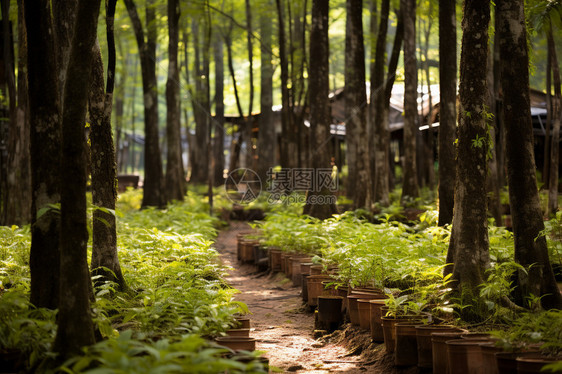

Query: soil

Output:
[214, 222, 421, 374]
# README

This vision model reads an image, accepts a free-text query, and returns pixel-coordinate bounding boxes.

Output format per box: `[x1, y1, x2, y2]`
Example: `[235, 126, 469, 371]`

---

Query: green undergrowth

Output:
[0, 190, 267, 373]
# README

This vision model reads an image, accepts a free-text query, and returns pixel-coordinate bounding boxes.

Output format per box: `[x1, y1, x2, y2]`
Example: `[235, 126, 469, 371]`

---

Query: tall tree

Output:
[124, 0, 164, 207]
[546, 26, 560, 216]
[438, 0, 457, 226]
[497, 0, 562, 309]
[213, 33, 225, 187]
[303, 0, 337, 219]
[3, 0, 31, 226]
[400, 0, 419, 202]
[371, 0, 391, 206]
[89, 0, 126, 291]
[345, 0, 371, 209]
[25, 0, 62, 310]
[445, 0, 491, 318]
[165, 0, 185, 201]
[257, 1, 275, 184]
[53, 0, 101, 356]
[243, 0, 255, 169]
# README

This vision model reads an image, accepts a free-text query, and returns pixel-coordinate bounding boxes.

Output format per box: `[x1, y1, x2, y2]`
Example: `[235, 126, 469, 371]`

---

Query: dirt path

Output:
[214, 222, 387, 373]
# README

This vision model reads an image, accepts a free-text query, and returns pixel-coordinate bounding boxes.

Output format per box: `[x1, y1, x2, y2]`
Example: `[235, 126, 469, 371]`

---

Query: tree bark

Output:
[345, 0, 371, 209]
[497, 0, 562, 309]
[445, 0, 491, 319]
[303, 0, 337, 219]
[124, 0, 164, 207]
[89, 0, 126, 292]
[4, 0, 31, 226]
[547, 29, 560, 216]
[400, 0, 419, 202]
[165, 0, 184, 202]
[372, 0, 390, 206]
[244, 0, 255, 169]
[25, 0, 61, 310]
[54, 0, 101, 357]
[257, 4, 275, 184]
[213, 34, 225, 187]
[437, 0, 457, 226]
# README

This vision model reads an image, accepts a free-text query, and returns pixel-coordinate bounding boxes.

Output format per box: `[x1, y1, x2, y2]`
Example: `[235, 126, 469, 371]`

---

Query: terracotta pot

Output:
[321, 280, 338, 296]
[310, 265, 323, 275]
[302, 274, 309, 302]
[268, 248, 283, 272]
[307, 274, 332, 307]
[446, 338, 490, 374]
[347, 294, 385, 325]
[336, 285, 349, 315]
[461, 332, 492, 340]
[226, 328, 251, 337]
[496, 351, 541, 374]
[479, 341, 503, 374]
[357, 299, 375, 330]
[215, 336, 256, 351]
[234, 316, 251, 329]
[240, 241, 258, 263]
[516, 354, 561, 374]
[395, 321, 425, 366]
[382, 315, 424, 353]
[280, 252, 290, 273]
[317, 296, 344, 331]
[369, 299, 387, 342]
[431, 331, 468, 374]
[300, 262, 313, 276]
[415, 325, 466, 370]
[290, 256, 312, 286]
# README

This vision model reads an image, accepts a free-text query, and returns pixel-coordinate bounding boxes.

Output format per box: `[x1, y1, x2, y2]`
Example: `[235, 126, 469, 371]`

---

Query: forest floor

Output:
[214, 221, 420, 374]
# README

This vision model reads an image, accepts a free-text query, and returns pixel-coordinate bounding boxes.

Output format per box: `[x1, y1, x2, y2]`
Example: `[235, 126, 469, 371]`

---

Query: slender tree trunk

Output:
[345, 0, 371, 209]
[372, 0, 390, 206]
[257, 4, 275, 184]
[543, 36, 552, 188]
[497, 0, 562, 309]
[400, 0, 419, 202]
[165, 0, 184, 202]
[89, 0, 125, 292]
[244, 0, 255, 168]
[213, 34, 225, 186]
[54, 0, 101, 357]
[547, 29, 560, 216]
[4, 0, 31, 226]
[368, 0, 378, 201]
[304, 0, 337, 219]
[445, 0, 491, 320]
[124, 0, 164, 207]
[437, 0, 457, 226]
[26, 0, 61, 310]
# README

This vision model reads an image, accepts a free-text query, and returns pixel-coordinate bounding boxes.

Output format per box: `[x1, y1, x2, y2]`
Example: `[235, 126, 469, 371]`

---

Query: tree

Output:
[546, 17, 560, 216]
[165, 0, 185, 202]
[89, 0, 126, 291]
[497, 0, 562, 309]
[437, 0, 457, 226]
[53, 0, 101, 357]
[213, 32, 226, 187]
[25, 0, 62, 310]
[345, 0, 371, 209]
[303, 0, 337, 219]
[445, 0, 491, 318]
[400, 0, 419, 202]
[124, 0, 164, 208]
[371, 0, 391, 206]
[257, 1, 275, 184]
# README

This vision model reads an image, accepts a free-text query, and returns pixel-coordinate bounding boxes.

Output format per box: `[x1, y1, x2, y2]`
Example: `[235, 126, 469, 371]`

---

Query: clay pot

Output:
[302, 274, 310, 302]
[479, 341, 503, 374]
[446, 338, 490, 374]
[268, 248, 283, 272]
[355, 298, 376, 330]
[290, 256, 312, 286]
[226, 328, 251, 337]
[321, 280, 338, 297]
[234, 316, 251, 329]
[317, 296, 344, 331]
[395, 321, 425, 366]
[516, 354, 561, 374]
[382, 315, 424, 353]
[415, 325, 466, 370]
[215, 336, 256, 351]
[369, 299, 387, 342]
[461, 332, 492, 340]
[347, 294, 385, 325]
[310, 265, 323, 275]
[306, 274, 332, 307]
[335, 285, 349, 315]
[280, 252, 290, 273]
[431, 331, 468, 374]
[300, 262, 313, 277]
[496, 351, 541, 374]
[240, 240, 258, 263]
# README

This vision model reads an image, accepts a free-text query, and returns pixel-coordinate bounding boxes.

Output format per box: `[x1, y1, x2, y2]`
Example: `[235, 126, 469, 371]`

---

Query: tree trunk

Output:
[445, 0, 491, 320]
[303, 0, 337, 219]
[547, 29, 560, 216]
[124, 0, 164, 208]
[213, 34, 225, 187]
[89, 0, 126, 292]
[497, 0, 562, 309]
[4, 0, 31, 226]
[54, 0, 101, 357]
[400, 0, 419, 202]
[345, 0, 370, 209]
[165, 0, 184, 202]
[244, 0, 255, 169]
[257, 4, 275, 184]
[25, 0, 62, 310]
[543, 34, 552, 188]
[437, 0, 456, 226]
[372, 0, 390, 206]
